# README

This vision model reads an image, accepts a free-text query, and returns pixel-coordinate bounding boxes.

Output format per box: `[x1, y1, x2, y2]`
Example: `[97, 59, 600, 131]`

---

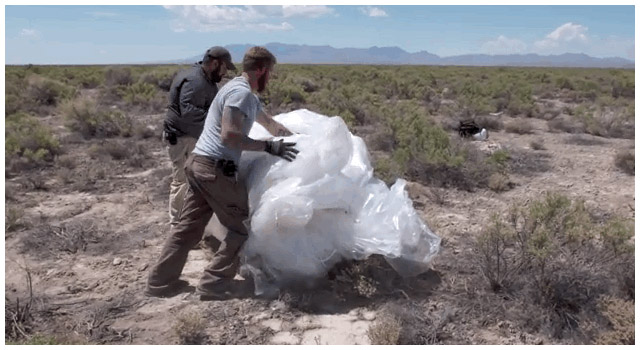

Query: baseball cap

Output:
[204, 46, 236, 71]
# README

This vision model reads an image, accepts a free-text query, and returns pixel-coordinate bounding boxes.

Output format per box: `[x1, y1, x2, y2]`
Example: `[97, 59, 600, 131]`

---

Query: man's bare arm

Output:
[256, 109, 293, 137]
[220, 106, 267, 152]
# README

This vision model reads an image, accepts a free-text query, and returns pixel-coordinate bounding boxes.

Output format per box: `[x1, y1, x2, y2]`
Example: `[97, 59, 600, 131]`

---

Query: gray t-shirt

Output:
[193, 76, 262, 163]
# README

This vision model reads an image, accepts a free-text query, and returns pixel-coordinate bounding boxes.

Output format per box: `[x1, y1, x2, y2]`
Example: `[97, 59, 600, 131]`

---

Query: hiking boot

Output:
[145, 279, 191, 298]
[196, 280, 253, 301]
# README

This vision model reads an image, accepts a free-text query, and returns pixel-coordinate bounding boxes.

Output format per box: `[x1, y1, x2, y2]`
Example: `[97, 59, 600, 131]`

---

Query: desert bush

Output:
[6, 93, 25, 116]
[61, 98, 133, 138]
[367, 312, 401, 345]
[373, 155, 405, 184]
[26, 75, 75, 107]
[6, 112, 61, 166]
[506, 86, 534, 117]
[265, 80, 307, 109]
[530, 139, 546, 150]
[426, 187, 447, 206]
[5, 206, 25, 233]
[54, 154, 77, 169]
[594, 296, 634, 345]
[504, 119, 534, 134]
[369, 301, 442, 345]
[486, 149, 510, 172]
[104, 66, 133, 86]
[599, 216, 634, 256]
[55, 167, 74, 185]
[564, 135, 606, 146]
[134, 124, 157, 139]
[547, 115, 585, 134]
[611, 79, 634, 99]
[173, 311, 207, 345]
[556, 76, 575, 90]
[102, 141, 129, 160]
[19, 219, 104, 258]
[475, 214, 521, 291]
[613, 150, 634, 175]
[117, 82, 157, 105]
[87, 140, 149, 168]
[575, 78, 601, 102]
[474, 115, 504, 131]
[577, 109, 635, 139]
[475, 193, 635, 341]
[87, 143, 106, 161]
[5, 269, 34, 342]
[21, 174, 49, 191]
[139, 66, 179, 91]
[488, 173, 511, 192]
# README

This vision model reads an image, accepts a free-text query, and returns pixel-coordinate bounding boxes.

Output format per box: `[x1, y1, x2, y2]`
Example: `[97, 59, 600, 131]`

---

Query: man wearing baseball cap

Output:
[163, 46, 236, 228]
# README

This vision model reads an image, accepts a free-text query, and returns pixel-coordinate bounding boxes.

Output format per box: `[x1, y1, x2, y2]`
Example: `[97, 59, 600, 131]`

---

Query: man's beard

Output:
[209, 65, 223, 83]
[257, 71, 267, 93]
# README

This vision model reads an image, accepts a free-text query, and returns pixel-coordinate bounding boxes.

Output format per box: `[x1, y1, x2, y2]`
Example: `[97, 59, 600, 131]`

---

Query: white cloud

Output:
[258, 22, 294, 32]
[20, 28, 39, 38]
[163, 5, 332, 32]
[534, 22, 589, 51]
[481, 35, 527, 54]
[282, 5, 333, 18]
[360, 6, 388, 17]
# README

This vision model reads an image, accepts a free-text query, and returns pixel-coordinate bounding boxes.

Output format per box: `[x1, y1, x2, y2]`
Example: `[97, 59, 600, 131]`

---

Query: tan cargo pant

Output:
[167, 136, 197, 226]
[147, 154, 250, 293]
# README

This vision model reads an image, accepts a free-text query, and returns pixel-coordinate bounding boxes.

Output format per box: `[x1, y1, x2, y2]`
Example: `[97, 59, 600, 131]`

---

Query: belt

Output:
[193, 155, 237, 176]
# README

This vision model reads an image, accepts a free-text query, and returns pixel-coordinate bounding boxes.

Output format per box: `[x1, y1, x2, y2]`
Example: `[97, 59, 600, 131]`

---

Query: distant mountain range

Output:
[172, 42, 634, 68]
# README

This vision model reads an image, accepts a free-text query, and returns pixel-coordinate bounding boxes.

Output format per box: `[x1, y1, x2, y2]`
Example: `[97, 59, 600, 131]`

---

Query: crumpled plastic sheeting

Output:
[238, 109, 441, 295]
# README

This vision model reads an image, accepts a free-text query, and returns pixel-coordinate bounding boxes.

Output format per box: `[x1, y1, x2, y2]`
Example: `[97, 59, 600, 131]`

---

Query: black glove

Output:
[264, 139, 299, 162]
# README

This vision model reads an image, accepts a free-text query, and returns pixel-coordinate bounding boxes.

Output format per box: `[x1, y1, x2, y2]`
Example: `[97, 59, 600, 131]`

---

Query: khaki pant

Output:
[147, 154, 250, 292]
[167, 136, 197, 226]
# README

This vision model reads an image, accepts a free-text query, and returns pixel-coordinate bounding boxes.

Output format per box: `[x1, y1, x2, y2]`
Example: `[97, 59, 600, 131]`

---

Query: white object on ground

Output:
[472, 128, 488, 141]
[238, 109, 441, 295]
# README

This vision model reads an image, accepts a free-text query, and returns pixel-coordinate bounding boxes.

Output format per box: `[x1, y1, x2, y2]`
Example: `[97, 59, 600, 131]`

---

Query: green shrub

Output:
[104, 66, 134, 86]
[556, 76, 575, 90]
[487, 149, 510, 172]
[599, 216, 634, 255]
[266, 80, 307, 107]
[76, 69, 104, 88]
[5, 112, 60, 164]
[475, 193, 634, 340]
[117, 82, 157, 105]
[476, 214, 520, 291]
[61, 98, 133, 138]
[26, 75, 75, 107]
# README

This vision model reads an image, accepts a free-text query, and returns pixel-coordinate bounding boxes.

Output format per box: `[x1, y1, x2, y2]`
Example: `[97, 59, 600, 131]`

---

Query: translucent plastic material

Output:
[238, 109, 441, 295]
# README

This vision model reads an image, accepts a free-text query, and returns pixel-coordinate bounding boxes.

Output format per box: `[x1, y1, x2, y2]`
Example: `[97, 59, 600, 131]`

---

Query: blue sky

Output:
[5, 5, 636, 64]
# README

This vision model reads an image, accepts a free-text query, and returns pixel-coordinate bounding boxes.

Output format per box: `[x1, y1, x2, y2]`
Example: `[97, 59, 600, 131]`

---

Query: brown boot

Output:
[145, 279, 191, 298]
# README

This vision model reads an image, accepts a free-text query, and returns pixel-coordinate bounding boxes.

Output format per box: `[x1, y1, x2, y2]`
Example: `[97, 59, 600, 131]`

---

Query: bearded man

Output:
[163, 47, 236, 227]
